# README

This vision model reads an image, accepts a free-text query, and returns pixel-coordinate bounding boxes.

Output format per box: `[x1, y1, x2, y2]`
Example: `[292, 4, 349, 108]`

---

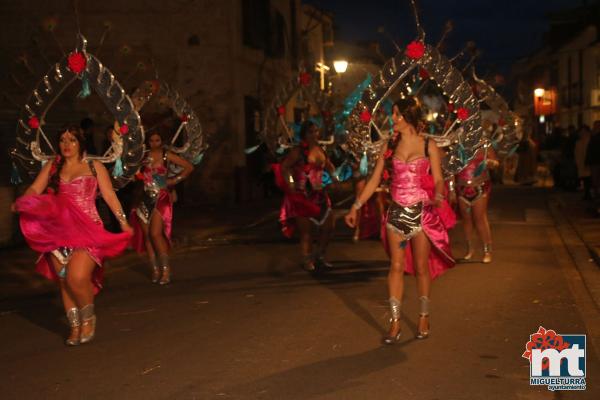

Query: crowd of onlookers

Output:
[541, 120, 600, 215]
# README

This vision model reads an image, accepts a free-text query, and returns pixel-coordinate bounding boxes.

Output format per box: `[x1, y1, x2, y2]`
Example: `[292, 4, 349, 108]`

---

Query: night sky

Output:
[307, 0, 583, 78]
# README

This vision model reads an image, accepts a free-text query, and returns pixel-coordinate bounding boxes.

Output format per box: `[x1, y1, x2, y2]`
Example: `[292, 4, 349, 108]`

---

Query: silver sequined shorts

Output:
[386, 201, 423, 240]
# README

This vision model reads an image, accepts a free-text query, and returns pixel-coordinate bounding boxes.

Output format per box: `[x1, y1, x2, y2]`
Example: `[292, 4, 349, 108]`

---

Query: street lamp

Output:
[333, 60, 348, 74]
[534, 88, 545, 98]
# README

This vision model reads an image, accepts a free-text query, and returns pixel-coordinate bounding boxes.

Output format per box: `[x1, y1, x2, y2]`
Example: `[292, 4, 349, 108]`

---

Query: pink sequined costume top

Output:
[16, 175, 131, 293]
[381, 157, 455, 280]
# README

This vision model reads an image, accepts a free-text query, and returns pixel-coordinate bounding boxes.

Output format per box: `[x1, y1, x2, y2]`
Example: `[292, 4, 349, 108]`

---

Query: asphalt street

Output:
[0, 186, 598, 399]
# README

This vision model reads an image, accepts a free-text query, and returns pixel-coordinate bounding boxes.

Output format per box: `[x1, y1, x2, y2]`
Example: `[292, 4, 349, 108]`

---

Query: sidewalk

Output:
[0, 197, 283, 301]
[549, 189, 600, 313]
[552, 190, 600, 264]
[506, 160, 600, 262]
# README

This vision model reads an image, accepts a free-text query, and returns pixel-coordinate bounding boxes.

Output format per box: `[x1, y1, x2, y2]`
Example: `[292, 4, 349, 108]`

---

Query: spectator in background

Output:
[585, 120, 600, 209]
[575, 125, 592, 200]
[515, 132, 538, 185]
[558, 125, 578, 191]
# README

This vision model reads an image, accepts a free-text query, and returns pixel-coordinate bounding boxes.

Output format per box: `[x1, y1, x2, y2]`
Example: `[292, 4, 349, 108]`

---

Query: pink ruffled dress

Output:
[16, 175, 131, 293]
[381, 157, 455, 279]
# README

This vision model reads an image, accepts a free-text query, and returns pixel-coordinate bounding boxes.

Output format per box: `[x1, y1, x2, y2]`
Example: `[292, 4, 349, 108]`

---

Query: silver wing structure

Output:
[11, 35, 145, 189]
[344, 43, 486, 176]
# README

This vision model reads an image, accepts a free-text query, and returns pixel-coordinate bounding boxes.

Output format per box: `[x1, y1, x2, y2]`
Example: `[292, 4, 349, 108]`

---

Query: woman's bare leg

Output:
[139, 217, 159, 282]
[458, 199, 475, 259]
[49, 255, 80, 344]
[410, 231, 431, 336]
[472, 195, 492, 262]
[65, 250, 97, 341]
[297, 216, 314, 271]
[384, 228, 406, 342]
[149, 211, 171, 284]
[316, 211, 335, 267]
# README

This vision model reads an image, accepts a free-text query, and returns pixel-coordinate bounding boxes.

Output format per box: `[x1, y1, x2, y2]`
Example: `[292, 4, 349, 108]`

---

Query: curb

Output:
[552, 195, 600, 266]
[547, 198, 600, 311]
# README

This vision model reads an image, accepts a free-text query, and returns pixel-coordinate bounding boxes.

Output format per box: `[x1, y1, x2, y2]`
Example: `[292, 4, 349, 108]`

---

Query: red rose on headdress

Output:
[119, 123, 129, 135]
[180, 114, 189, 123]
[406, 41, 425, 60]
[67, 51, 87, 74]
[456, 107, 470, 121]
[419, 68, 429, 79]
[277, 105, 286, 116]
[359, 110, 372, 123]
[28, 116, 40, 129]
[299, 72, 311, 86]
[382, 169, 390, 181]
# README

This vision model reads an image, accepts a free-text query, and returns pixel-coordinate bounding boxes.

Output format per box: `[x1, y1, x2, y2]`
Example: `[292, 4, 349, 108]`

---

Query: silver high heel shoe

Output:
[65, 307, 81, 346]
[383, 298, 402, 345]
[314, 250, 333, 269]
[79, 304, 96, 344]
[458, 241, 474, 262]
[150, 258, 160, 284]
[158, 254, 171, 285]
[416, 296, 430, 340]
[301, 255, 316, 272]
[482, 243, 492, 264]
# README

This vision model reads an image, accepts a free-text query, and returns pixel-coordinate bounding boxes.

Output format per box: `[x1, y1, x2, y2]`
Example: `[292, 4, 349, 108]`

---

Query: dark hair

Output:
[299, 120, 317, 141]
[48, 125, 86, 193]
[382, 98, 426, 186]
[393, 97, 423, 129]
[145, 130, 164, 146]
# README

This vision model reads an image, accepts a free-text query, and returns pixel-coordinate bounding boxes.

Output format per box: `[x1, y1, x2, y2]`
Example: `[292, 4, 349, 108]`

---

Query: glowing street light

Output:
[333, 60, 348, 74]
[534, 88, 545, 98]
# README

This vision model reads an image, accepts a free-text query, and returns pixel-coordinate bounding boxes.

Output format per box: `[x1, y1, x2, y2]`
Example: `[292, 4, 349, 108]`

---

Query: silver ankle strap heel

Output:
[483, 243, 493, 264]
[314, 250, 333, 269]
[416, 296, 430, 339]
[383, 297, 402, 344]
[65, 308, 81, 346]
[150, 257, 160, 284]
[158, 254, 171, 285]
[302, 255, 316, 272]
[79, 304, 96, 344]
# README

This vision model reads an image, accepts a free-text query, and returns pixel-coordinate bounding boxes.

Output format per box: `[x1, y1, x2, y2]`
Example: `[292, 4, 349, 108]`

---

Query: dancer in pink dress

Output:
[274, 121, 336, 271]
[345, 98, 455, 343]
[130, 131, 194, 284]
[450, 146, 498, 263]
[14, 125, 133, 346]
